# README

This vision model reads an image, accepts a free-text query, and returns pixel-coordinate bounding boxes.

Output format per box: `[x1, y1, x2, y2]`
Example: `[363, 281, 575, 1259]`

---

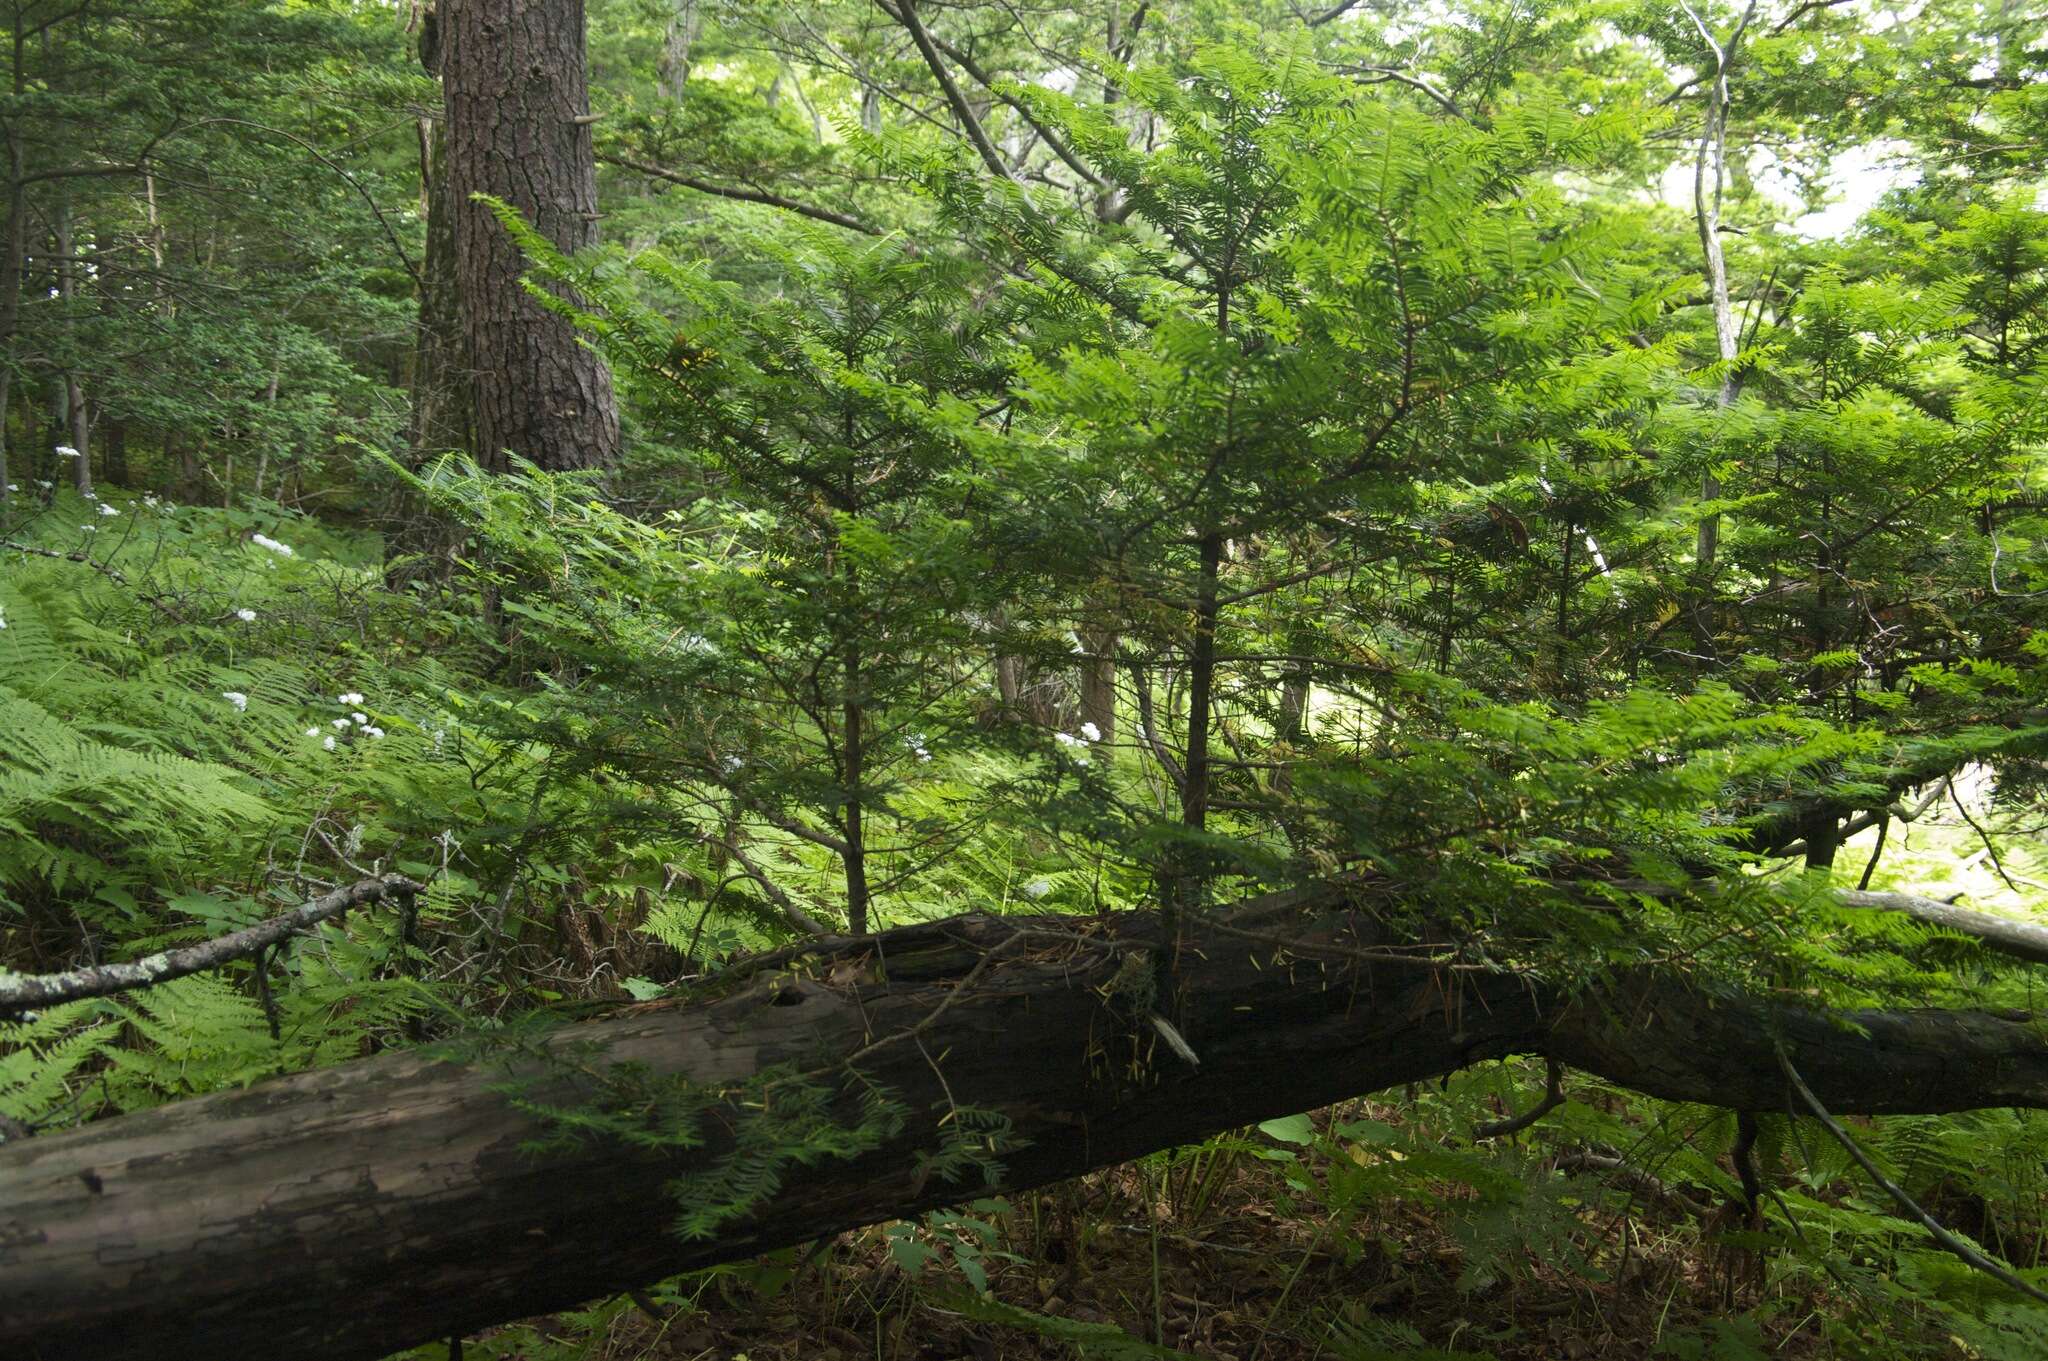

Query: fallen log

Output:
[5, 898, 2048, 1361]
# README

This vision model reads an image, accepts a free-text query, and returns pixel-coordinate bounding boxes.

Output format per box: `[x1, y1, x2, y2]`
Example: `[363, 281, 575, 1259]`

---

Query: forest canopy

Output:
[2, 2, 2047, 1359]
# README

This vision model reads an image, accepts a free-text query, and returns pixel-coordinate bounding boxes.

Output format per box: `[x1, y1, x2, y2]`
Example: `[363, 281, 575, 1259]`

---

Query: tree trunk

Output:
[657, 0, 700, 101]
[441, 0, 618, 473]
[1078, 625, 1118, 743]
[0, 370, 11, 504]
[102, 415, 125, 488]
[51, 193, 88, 497]
[8, 891, 2048, 1361]
[0, 29, 28, 506]
[1687, 1, 1756, 576]
[410, 12, 471, 463]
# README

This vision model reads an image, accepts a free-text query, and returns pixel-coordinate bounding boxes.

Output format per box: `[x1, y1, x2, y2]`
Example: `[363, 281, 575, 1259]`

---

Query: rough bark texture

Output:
[386, 7, 477, 587]
[409, 17, 471, 463]
[441, 0, 618, 472]
[6, 896, 2048, 1361]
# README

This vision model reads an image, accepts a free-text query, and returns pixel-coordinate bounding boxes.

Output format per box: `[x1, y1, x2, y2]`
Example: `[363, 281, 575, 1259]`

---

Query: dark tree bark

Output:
[7, 892, 2048, 1361]
[386, 7, 477, 587]
[0, 76, 23, 506]
[408, 13, 470, 463]
[440, 0, 618, 473]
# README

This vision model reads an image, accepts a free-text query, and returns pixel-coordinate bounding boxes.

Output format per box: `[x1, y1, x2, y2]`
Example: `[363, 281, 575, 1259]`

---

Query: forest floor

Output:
[456, 1097, 1856, 1361]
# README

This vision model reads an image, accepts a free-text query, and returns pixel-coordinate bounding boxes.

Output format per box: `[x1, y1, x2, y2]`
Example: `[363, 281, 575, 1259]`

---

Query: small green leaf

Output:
[1258, 1113, 1316, 1145]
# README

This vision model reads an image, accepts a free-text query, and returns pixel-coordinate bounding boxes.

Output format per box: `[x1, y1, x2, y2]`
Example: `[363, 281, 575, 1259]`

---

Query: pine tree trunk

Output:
[440, 0, 619, 473]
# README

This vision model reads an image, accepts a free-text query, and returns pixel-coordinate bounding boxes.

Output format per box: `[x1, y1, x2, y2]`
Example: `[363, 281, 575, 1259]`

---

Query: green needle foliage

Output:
[2, 1, 2048, 1357]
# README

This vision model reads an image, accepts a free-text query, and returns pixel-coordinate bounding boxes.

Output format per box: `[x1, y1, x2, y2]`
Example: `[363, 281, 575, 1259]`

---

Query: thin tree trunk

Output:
[251, 368, 279, 500]
[103, 414, 125, 488]
[842, 647, 871, 937]
[1078, 626, 1118, 743]
[0, 117, 21, 505]
[409, 11, 471, 461]
[657, 0, 700, 100]
[1684, 0, 1756, 575]
[52, 192, 88, 497]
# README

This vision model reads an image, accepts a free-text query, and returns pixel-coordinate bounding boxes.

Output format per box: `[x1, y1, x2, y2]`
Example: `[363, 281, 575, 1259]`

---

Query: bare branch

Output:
[1474, 1056, 1565, 1140]
[1778, 1047, 2048, 1308]
[886, 0, 1027, 187]
[596, 153, 881, 234]
[0, 875, 422, 1015]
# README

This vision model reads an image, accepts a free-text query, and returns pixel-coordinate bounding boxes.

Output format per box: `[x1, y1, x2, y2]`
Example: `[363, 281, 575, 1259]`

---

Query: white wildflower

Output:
[1079, 721, 1101, 742]
[338, 691, 364, 706]
[331, 718, 351, 730]
[79, 523, 95, 532]
[322, 735, 336, 751]
[0, 607, 7, 629]
[351, 711, 368, 725]
[53, 445, 78, 458]
[7, 482, 18, 491]
[1054, 731, 1083, 748]
[234, 608, 257, 622]
[1022, 879, 1052, 900]
[222, 691, 249, 711]
[364, 726, 384, 739]
[720, 754, 743, 775]
[35, 479, 50, 489]
[250, 533, 293, 557]
[305, 727, 322, 737]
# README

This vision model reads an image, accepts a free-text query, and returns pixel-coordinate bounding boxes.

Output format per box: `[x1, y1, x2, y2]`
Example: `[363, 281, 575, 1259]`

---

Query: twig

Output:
[1855, 812, 1888, 891]
[2, 538, 190, 620]
[891, 0, 1028, 189]
[595, 153, 879, 235]
[1776, 1046, 2048, 1307]
[1554, 1148, 1712, 1219]
[0, 875, 421, 1015]
[1475, 1057, 1565, 1140]
[722, 840, 833, 938]
[1947, 776, 2020, 894]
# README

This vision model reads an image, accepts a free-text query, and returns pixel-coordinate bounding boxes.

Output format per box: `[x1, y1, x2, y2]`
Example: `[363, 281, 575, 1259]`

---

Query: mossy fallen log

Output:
[5, 894, 2047, 1361]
